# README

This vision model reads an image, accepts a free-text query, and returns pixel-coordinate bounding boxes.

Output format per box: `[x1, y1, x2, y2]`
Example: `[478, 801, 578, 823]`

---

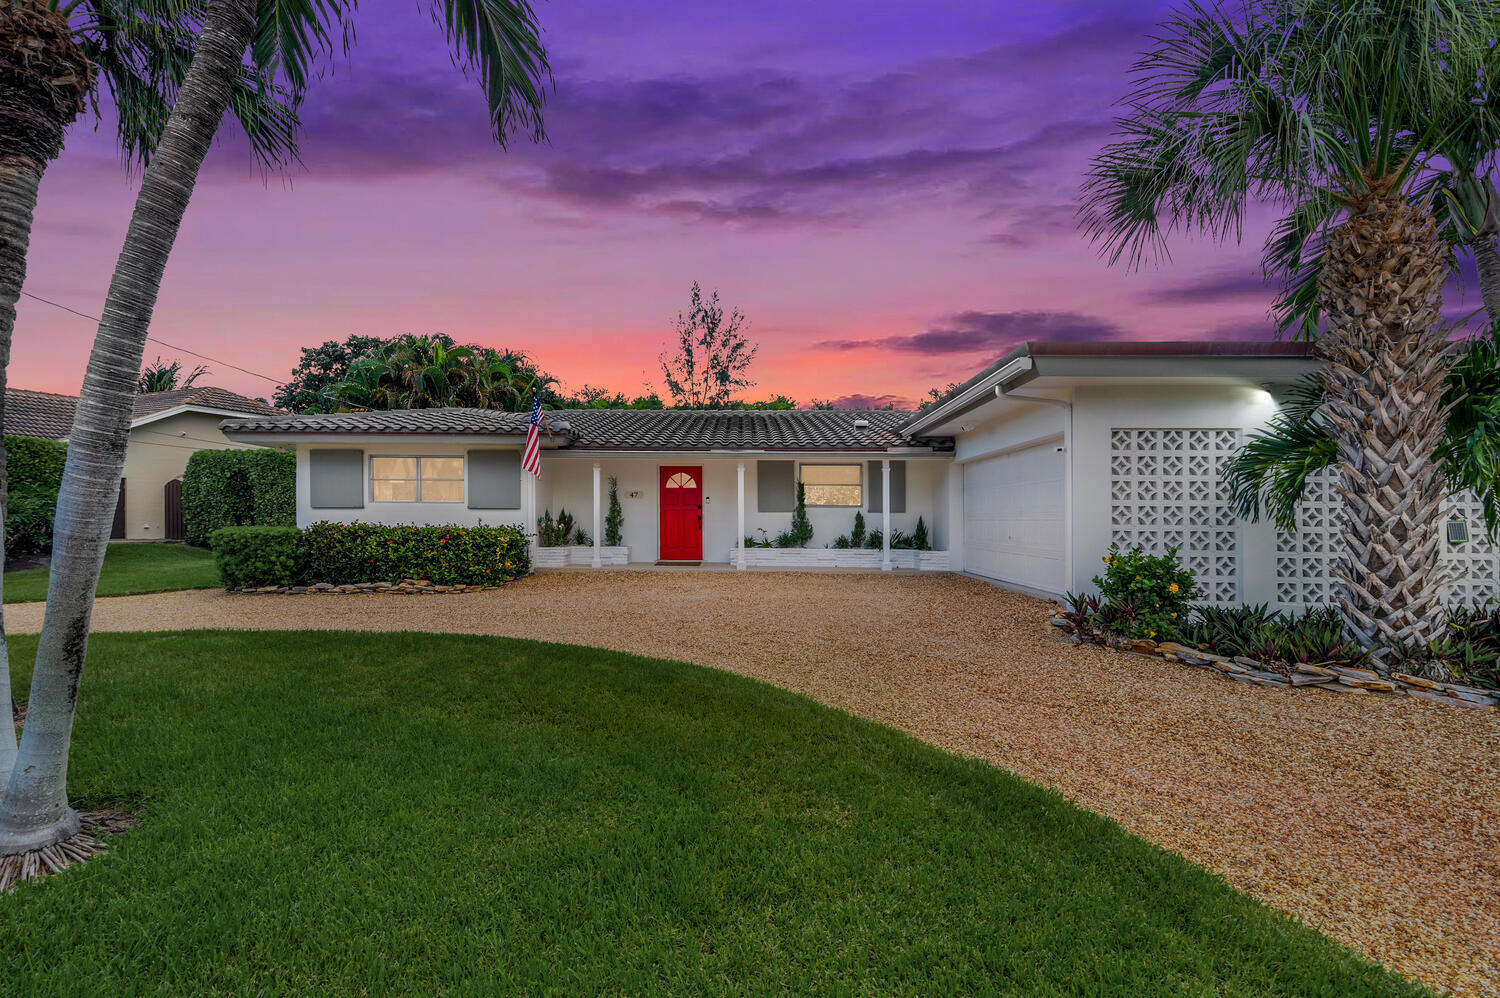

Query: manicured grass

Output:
[0, 631, 1425, 996]
[3, 542, 219, 603]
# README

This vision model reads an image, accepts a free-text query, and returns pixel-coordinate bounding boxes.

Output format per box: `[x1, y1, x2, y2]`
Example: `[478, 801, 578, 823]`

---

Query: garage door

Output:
[963, 440, 1065, 593]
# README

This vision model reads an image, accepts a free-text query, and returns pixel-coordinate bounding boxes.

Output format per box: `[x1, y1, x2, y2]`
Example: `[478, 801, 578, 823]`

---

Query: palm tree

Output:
[0, 0, 549, 861]
[1229, 328, 1500, 540]
[0, 0, 295, 818]
[137, 355, 209, 392]
[1080, 0, 1500, 666]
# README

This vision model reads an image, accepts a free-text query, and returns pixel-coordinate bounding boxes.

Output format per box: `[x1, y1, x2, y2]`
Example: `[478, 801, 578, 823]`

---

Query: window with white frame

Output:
[800, 463, 862, 506]
[371, 456, 465, 502]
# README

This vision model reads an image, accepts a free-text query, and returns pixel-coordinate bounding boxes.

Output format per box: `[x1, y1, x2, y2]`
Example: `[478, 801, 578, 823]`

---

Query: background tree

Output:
[0, 0, 549, 865]
[272, 334, 384, 412]
[137, 356, 208, 392]
[659, 282, 757, 408]
[1080, 0, 1500, 666]
[321, 334, 555, 411]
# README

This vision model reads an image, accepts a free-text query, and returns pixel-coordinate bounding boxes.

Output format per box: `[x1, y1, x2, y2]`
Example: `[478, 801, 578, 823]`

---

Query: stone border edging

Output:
[1048, 612, 1498, 711]
[230, 579, 494, 596]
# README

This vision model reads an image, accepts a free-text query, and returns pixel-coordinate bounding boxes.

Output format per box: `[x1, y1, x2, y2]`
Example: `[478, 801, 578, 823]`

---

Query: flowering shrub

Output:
[300, 522, 530, 585]
[1089, 544, 1201, 640]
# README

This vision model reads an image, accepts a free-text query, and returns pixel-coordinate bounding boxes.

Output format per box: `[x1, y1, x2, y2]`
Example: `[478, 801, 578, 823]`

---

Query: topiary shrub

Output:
[5, 434, 67, 555]
[300, 522, 529, 585]
[209, 526, 302, 588]
[183, 448, 295, 545]
[785, 480, 813, 548]
[604, 475, 624, 546]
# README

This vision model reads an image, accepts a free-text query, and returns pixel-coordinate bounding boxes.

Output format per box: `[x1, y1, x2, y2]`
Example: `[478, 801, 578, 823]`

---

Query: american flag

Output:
[522, 392, 543, 478]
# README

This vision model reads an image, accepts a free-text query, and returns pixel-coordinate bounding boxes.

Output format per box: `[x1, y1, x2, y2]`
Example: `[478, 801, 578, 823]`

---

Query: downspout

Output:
[996, 383, 1074, 595]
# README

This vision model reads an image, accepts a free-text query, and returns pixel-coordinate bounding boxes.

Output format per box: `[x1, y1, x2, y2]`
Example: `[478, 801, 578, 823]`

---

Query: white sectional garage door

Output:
[963, 441, 1065, 593]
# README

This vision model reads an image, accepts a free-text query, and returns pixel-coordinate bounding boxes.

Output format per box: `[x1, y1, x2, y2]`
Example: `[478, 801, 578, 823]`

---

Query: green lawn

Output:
[3, 542, 219, 603]
[0, 631, 1425, 996]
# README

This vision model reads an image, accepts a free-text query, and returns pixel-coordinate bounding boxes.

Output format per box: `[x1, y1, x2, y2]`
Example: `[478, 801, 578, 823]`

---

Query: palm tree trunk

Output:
[1470, 229, 1500, 325]
[0, 167, 45, 786]
[0, 0, 258, 854]
[1316, 187, 1454, 670]
[0, 2, 93, 788]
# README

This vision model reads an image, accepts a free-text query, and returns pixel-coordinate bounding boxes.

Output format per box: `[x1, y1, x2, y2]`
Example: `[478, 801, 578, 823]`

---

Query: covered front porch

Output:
[531, 453, 955, 571]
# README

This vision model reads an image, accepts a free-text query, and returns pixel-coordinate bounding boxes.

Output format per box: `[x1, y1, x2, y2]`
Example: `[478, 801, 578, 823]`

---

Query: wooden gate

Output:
[164, 478, 185, 540]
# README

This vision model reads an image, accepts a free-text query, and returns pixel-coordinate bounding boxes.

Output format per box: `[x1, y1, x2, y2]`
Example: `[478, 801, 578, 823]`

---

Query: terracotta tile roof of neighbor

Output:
[2, 388, 77, 440]
[219, 407, 951, 451]
[131, 386, 284, 419]
[4, 386, 284, 440]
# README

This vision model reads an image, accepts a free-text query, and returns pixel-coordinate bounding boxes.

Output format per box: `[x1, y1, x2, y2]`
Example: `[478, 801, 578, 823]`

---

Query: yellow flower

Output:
[1102, 555, 1111, 564]
[1171, 612, 1178, 618]
[1168, 583, 1180, 594]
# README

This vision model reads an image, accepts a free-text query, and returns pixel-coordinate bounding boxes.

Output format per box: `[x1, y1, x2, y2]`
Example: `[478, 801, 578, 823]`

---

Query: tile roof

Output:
[5, 386, 284, 441]
[3, 389, 76, 440]
[219, 407, 952, 451]
[132, 386, 284, 419]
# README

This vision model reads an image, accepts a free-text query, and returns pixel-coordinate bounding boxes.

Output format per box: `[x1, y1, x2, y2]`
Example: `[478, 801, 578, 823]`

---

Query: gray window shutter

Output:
[866, 460, 906, 514]
[757, 460, 795, 512]
[310, 449, 364, 508]
[467, 450, 521, 509]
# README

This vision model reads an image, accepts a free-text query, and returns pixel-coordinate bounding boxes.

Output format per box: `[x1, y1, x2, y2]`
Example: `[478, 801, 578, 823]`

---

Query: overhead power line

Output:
[20, 290, 286, 387]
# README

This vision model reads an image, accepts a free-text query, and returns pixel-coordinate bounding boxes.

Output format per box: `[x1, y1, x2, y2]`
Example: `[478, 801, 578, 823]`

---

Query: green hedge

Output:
[208, 522, 530, 588]
[5, 434, 67, 555]
[210, 526, 302, 589]
[301, 522, 529, 586]
[182, 449, 295, 546]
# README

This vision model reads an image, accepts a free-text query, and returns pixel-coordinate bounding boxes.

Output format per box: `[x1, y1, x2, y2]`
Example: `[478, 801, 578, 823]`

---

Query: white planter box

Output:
[532, 545, 630, 567]
[729, 547, 949, 571]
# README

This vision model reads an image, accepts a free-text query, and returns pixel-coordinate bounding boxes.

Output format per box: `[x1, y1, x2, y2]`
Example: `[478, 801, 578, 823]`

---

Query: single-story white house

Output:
[219, 340, 1500, 607]
[7, 385, 284, 540]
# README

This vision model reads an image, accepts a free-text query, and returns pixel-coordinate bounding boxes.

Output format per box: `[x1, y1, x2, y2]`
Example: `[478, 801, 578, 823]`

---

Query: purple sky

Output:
[18, 1, 1475, 407]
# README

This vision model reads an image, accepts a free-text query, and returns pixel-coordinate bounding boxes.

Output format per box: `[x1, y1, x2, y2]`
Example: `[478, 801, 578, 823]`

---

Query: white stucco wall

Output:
[123, 410, 264, 540]
[294, 441, 529, 531]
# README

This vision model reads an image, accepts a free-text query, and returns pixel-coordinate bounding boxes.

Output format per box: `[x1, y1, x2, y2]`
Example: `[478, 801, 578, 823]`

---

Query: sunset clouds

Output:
[17, 0, 1476, 409]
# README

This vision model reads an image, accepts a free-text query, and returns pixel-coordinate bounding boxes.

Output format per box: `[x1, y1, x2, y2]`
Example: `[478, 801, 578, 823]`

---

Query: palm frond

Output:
[1224, 373, 1336, 531]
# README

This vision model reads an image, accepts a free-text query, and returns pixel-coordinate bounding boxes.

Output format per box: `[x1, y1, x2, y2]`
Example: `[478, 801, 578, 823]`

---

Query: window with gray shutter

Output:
[467, 450, 521, 509]
[310, 449, 364, 508]
[866, 459, 906, 513]
[757, 460, 795, 512]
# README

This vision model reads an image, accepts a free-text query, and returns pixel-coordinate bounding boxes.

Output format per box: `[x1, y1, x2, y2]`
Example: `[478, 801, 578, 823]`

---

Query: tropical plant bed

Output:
[1051, 611, 1498, 711]
[732, 547, 950, 571]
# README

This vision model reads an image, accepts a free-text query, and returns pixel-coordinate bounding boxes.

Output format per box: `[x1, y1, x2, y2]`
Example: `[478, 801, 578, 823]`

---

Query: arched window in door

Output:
[665, 472, 697, 489]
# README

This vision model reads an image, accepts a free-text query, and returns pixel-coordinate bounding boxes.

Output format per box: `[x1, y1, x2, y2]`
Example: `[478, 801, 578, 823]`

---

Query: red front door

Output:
[659, 465, 703, 560]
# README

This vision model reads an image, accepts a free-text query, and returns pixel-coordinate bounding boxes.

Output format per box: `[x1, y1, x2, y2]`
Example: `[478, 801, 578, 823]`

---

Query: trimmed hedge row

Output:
[5, 434, 68, 555]
[183, 449, 295, 546]
[210, 522, 530, 589]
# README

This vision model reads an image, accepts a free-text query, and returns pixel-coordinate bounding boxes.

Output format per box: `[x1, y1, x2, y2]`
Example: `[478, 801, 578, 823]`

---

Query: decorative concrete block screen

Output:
[1109, 428, 1241, 604]
[1274, 469, 1344, 608]
[1278, 470, 1500, 607]
[1442, 491, 1500, 603]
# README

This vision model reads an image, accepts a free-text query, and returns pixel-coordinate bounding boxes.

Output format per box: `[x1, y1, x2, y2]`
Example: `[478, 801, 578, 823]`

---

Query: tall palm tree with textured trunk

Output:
[0, 0, 549, 862]
[1081, 0, 1500, 667]
[0, 0, 296, 803]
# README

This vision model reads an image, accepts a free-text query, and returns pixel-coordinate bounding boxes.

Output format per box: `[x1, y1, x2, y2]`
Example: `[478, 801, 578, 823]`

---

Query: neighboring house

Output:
[6, 386, 284, 541]
[219, 341, 1500, 606]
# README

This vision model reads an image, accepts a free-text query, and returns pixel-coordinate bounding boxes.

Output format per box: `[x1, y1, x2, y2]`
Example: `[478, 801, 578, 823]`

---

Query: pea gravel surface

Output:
[12, 571, 1498, 997]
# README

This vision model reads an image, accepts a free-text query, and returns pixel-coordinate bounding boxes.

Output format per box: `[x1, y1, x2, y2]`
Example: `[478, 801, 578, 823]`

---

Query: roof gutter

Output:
[901, 355, 1033, 437]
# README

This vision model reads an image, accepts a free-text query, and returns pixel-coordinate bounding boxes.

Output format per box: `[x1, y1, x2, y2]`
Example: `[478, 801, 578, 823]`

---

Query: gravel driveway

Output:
[11, 572, 1499, 997]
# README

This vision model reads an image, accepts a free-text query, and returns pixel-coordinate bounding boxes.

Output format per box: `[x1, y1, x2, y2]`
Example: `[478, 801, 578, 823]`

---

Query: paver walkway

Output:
[12, 571, 1499, 997]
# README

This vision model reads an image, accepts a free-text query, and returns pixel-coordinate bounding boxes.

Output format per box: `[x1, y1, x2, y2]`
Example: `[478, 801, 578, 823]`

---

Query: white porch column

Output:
[736, 461, 746, 570]
[881, 458, 892, 571]
[591, 462, 602, 568]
